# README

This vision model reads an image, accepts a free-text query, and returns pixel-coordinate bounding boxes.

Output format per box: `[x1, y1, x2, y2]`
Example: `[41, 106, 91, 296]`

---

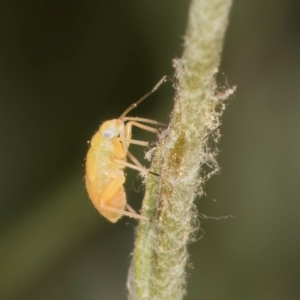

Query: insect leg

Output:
[126, 203, 138, 214]
[113, 158, 149, 173]
[113, 158, 159, 176]
[100, 175, 125, 205]
[99, 169, 148, 221]
[127, 151, 144, 168]
[125, 121, 159, 136]
[101, 204, 149, 221]
[118, 121, 157, 156]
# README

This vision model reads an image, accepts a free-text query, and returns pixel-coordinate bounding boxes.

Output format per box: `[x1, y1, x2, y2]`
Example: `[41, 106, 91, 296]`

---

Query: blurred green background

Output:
[1, 0, 300, 299]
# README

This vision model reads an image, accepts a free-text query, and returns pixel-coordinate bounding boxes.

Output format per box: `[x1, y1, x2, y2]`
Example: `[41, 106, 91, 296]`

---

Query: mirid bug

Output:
[85, 76, 166, 223]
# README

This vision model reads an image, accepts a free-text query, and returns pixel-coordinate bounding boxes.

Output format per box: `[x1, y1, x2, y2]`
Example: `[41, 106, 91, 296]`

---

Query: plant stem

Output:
[127, 0, 234, 299]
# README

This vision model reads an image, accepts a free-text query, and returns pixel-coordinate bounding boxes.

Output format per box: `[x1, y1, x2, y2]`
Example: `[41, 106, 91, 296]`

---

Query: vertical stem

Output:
[128, 0, 234, 299]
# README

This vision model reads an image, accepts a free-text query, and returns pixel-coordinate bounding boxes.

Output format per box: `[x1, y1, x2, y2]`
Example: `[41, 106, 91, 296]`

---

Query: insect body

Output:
[85, 76, 166, 223]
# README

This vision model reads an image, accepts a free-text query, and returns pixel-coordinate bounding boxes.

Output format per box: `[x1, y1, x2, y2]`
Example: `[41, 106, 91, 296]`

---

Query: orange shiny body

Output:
[85, 76, 166, 223]
[85, 119, 127, 223]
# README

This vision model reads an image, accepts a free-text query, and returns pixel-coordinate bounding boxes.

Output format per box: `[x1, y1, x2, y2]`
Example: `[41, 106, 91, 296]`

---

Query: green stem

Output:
[127, 0, 234, 299]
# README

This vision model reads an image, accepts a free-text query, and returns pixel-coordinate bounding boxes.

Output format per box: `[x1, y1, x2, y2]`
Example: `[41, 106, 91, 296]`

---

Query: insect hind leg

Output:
[101, 204, 149, 221]
[119, 120, 161, 155]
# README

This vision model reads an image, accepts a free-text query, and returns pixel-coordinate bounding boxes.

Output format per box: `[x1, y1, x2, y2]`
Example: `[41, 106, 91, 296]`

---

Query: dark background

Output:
[1, 1, 300, 299]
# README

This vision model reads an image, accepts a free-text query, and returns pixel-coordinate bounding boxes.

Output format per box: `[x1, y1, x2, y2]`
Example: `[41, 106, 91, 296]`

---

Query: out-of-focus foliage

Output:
[0, 1, 300, 299]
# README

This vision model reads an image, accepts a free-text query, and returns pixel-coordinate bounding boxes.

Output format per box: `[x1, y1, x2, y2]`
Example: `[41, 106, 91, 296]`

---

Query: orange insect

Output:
[85, 76, 166, 223]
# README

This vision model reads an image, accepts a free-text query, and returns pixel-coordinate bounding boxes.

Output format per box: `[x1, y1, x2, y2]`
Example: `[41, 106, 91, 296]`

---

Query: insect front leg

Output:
[125, 120, 159, 138]
[117, 120, 157, 156]
[117, 120, 159, 156]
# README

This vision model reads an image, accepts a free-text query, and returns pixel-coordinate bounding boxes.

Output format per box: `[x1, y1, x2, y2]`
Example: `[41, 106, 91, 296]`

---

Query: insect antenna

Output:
[119, 76, 166, 119]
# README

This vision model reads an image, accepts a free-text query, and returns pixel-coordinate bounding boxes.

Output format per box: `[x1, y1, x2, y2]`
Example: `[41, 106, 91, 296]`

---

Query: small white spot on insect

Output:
[102, 129, 115, 139]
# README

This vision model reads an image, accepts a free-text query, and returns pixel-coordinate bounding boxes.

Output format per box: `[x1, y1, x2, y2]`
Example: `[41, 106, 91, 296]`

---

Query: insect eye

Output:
[102, 129, 115, 139]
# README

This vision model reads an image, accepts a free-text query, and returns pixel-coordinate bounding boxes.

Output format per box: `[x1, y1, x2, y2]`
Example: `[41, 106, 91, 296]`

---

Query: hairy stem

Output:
[127, 0, 234, 299]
